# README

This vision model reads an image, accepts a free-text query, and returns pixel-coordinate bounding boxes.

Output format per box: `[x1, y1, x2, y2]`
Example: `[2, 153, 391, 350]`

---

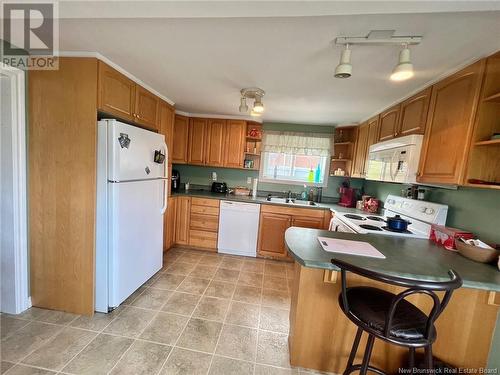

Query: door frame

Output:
[1, 63, 30, 313]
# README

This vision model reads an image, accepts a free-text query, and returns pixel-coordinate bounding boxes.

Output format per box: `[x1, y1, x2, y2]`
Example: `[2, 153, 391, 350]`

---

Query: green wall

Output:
[364, 180, 500, 244]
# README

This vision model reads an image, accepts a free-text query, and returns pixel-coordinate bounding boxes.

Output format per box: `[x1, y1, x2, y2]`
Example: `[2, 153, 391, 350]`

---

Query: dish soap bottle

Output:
[314, 164, 321, 183]
[307, 167, 314, 183]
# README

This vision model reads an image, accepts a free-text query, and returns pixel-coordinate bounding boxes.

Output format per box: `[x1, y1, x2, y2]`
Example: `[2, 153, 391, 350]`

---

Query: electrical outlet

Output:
[212, 172, 217, 181]
[247, 177, 252, 184]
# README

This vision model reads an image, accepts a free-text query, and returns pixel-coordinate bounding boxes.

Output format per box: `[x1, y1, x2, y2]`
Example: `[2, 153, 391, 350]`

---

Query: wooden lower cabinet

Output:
[188, 197, 220, 251]
[258, 205, 330, 259]
[163, 197, 176, 251]
[174, 196, 191, 246]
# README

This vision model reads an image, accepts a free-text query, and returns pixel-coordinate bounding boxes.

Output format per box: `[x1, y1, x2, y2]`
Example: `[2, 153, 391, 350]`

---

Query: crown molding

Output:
[174, 110, 263, 123]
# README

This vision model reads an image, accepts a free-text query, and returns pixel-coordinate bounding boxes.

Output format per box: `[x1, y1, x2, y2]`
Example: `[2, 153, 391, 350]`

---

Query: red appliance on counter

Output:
[338, 187, 357, 207]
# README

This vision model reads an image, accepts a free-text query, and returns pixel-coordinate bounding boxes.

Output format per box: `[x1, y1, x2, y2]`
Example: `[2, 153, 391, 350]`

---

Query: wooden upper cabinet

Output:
[418, 60, 485, 185]
[98, 61, 136, 122]
[205, 119, 226, 166]
[258, 213, 291, 257]
[224, 120, 246, 168]
[135, 86, 159, 130]
[366, 116, 380, 149]
[397, 87, 431, 136]
[188, 118, 208, 165]
[172, 115, 189, 164]
[351, 123, 369, 178]
[158, 101, 175, 163]
[378, 104, 400, 141]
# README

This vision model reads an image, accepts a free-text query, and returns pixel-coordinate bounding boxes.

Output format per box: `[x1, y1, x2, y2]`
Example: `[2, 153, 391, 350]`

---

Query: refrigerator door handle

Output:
[161, 142, 168, 214]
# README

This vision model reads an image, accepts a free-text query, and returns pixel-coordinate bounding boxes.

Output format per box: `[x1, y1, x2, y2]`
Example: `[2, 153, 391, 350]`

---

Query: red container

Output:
[430, 224, 475, 251]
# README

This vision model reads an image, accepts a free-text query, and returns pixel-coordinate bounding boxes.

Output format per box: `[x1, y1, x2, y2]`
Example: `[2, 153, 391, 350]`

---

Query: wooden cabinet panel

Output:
[366, 116, 380, 148]
[164, 197, 176, 251]
[258, 212, 291, 258]
[378, 105, 400, 141]
[224, 120, 246, 168]
[190, 214, 219, 232]
[397, 87, 431, 136]
[206, 119, 226, 166]
[188, 118, 207, 165]
[97, 61, 135, 122]
[158, 101, 175, 164]
[351, 123, 369, 178]
[172, 115, 189, 164]
[189, 230, 217, 250]
[190, 205, 219, 216]
[291, 216, 325, 229]
[134, 86, 159, 130]
[418, 61, 485, 185]
[174, 197, 191, 245]
[191, 197, 220, 207]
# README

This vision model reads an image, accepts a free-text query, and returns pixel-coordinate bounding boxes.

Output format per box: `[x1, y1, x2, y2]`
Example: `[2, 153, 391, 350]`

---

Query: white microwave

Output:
[365, 134, 423, 184]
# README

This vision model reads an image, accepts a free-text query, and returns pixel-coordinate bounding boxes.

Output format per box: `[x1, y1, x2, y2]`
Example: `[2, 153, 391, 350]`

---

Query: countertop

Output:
[171, 189, 340, 211]
[285, 227, 500, 292]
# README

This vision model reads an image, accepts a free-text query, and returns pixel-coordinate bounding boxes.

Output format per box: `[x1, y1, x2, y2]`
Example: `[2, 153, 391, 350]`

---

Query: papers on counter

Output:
[318, 237, 386, 259]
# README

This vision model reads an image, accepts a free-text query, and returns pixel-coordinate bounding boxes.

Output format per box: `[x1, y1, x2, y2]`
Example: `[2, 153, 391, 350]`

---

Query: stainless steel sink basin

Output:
[266, 197, 317, 206]
[290, 199, 317, 206]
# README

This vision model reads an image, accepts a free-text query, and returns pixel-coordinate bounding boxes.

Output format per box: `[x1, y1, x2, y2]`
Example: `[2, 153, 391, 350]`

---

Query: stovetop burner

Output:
[359, 224, 383, 231]
[382, 226, 413, 234]
[366, 216, 386, 222]
[344, 214, 366, 221]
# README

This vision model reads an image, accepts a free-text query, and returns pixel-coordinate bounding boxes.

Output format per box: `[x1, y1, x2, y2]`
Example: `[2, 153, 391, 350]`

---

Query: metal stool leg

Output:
[343, 327, 363, 375]
[360, 334, 375, 375]
[408, 347, 416, 369]
[425, 345, 433, 370]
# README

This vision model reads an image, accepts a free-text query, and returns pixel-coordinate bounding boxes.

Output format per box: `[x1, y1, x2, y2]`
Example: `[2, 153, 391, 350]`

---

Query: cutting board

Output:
[318, 237, 386, 259]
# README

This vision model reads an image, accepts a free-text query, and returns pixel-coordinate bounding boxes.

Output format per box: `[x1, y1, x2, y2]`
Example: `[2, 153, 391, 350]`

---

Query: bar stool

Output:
[331, 258, 462, 375]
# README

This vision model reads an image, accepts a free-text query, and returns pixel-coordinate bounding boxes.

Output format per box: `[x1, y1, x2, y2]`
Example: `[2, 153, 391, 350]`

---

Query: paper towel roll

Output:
[252, 178, 258, 198]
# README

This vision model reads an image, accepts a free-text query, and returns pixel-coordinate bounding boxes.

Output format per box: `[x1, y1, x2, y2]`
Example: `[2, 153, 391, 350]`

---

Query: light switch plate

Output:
[212, 172, 217, 181]
[247, 177, 252, 184]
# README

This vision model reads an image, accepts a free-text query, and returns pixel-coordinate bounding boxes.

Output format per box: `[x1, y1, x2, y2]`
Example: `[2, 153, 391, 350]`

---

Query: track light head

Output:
[253, 96, 264, 113]
[334, 45, 352, 79]
[391, 46, 414, 81]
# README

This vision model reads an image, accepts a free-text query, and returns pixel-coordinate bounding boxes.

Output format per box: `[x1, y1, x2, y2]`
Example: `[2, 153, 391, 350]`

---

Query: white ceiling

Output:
[57, 2, 500, 125]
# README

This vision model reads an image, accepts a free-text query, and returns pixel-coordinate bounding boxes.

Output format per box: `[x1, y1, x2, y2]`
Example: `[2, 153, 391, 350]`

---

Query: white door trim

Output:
[1, 63, 30, 313]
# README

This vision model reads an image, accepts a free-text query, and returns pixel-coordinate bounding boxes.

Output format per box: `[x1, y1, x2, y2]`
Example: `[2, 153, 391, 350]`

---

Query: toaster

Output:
[211, 182, 228, 194]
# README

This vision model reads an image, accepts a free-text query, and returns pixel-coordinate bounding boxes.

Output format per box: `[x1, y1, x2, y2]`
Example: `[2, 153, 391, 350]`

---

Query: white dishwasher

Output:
[218, 201, 260, 257]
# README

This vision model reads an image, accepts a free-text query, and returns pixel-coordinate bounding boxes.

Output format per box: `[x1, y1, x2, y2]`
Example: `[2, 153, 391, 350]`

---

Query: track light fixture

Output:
[239, 87, 265, 114]
[334, 44, 352, 79]
[390, 44, 414, 81]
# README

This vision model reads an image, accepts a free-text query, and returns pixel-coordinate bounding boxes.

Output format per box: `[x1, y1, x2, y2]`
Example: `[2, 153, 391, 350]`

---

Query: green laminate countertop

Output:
[171, 190, 339, 211]
[285, 227, 500, 292]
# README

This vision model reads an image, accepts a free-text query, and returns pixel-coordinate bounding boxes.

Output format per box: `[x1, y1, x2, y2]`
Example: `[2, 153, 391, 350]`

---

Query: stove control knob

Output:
[420, 207, 427, 213]
[425, 208, 435, 215]
[387, 199, 395, 205]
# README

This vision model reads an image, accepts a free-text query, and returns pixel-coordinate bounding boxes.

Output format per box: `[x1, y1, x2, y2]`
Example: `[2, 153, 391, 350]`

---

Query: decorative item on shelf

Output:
[248, 127, 262, 139]
[244, 159, 254, 169]
[332, 168, 345, 176]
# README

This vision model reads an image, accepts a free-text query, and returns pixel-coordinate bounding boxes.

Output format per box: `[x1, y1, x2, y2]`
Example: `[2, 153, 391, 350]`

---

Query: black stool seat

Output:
[342, 286, 434, 342]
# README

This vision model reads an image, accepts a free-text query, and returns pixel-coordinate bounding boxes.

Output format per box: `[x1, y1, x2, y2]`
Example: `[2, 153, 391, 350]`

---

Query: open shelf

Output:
[474, 139, 500, 146]
[334, 142, 353, 146]
[331, 158, 351, 162]
[245, 152, 260, 156]
[482, 92, 500, 103]
[246, 137, 262, 142]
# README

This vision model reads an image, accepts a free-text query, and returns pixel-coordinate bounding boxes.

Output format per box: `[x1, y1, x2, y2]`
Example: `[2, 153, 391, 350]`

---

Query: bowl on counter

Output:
[455, 239, 500, 264]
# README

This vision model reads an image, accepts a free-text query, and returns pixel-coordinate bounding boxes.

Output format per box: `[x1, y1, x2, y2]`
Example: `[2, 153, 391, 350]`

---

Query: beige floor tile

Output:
[264, 263, 287, 277]
[1, 322, 63, 362]
[140, 312, 188, 345]
[208, 356, 254, 375]
[204, 281, 236, 299]
[160, 347, 212, 375]
[243, 260, 265, 274]
[131, 288, 172, 310]
[176, 318, 222, 353]
[109, 340, 171, 375]
[257, 331, 291, 368]
[104, 306, 156, 338]
[162, 292, 201, 316]
[220, 258, 244, 270]
[233, 285, 262, 304]
[1, 361, 15, 374]
[3, 364, 56, 374]
[255, 364, 299, 375]
[22, 327, 97, 371]
[176, 277, 210, 295]
[150, 274, 186, 290]
[261, 289, 291, 310]
[213, 268, 240, 283]
[238, 271, 264, 287]
[190, 265, 218, 279]
[225, 301, 260, 328]
[62, 333, 132, 375]
[193, 297, 230, 322]
[70, 306, 123, 332]
[259, 306, 290, 334]
[215, 324, 257, 361]
[35, 310, 79, 325]
[263, 275, 288, 291]
[1, 315, 30, 339]
[164, 262, 197, 276]
[199, 256, 223, 267]
[6, 307, 49, 321]
[176, 253, 203, 264]
[122, 286, 147, 305]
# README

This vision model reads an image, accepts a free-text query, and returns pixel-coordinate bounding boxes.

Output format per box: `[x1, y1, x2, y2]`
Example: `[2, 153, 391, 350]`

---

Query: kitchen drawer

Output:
[191, 205, 219, 216]
[260, 204, 326, 219]
[190, 213, 219, 232]
[191, 197, 220, 208]
[189, 229, 217, 249]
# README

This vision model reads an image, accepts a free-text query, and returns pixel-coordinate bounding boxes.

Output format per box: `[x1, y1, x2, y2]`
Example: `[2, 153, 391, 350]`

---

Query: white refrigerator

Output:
[95, 119, 168, 313]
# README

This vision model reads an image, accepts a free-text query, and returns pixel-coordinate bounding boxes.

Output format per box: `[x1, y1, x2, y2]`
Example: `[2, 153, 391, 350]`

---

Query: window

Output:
[259, 131, 332, 187]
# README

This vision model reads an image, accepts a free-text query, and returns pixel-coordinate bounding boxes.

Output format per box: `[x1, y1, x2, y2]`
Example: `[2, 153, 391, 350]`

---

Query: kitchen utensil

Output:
[171, 169, 180, 191]
[386, 215, 411, 232]
[455, 239, 499, 263]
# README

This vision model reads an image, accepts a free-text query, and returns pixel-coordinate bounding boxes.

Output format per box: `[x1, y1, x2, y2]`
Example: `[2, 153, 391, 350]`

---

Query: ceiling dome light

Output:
[391, 45, 414, 81]
[239, 97, 248, 113]
[253, 96, 264, 113]
[250, 110, 262, 117]
[334, 45, 352, 79]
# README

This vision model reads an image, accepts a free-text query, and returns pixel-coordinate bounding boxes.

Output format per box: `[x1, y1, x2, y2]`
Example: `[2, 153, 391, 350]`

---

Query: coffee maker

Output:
[171, 169, 180, 191]
[338, 187, 357, 207]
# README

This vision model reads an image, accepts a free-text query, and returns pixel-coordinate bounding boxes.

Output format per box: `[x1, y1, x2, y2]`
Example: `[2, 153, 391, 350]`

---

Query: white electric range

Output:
[330, 194, 448, 239]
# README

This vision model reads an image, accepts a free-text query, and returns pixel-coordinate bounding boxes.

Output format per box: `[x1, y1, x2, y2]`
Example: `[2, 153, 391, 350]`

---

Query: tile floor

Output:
[1, 248, 333, 375]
